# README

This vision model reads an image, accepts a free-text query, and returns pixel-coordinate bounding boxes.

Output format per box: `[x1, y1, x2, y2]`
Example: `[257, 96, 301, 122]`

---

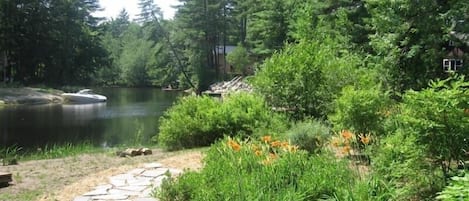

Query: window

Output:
[443, 59, 463, 72]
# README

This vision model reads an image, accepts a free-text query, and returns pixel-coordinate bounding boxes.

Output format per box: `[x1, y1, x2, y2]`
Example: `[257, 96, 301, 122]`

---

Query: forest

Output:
[1, 0, 469, 200]
[0, 0, 466, 91]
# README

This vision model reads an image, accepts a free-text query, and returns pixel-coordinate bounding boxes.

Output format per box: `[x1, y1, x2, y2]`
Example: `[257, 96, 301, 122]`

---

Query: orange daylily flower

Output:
[341, 130, 353, 140]
[281, 141, 290, 147]
[261, 135, 272, 143]
[270, 140, 282, 148]
[227, 139, 241, 152]
[342, 145, 351, 154]
[359, 134, 371, 145]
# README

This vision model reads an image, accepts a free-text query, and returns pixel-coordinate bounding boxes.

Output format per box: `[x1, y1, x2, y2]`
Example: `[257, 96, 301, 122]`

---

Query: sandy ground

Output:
[0, 149, 203, 201]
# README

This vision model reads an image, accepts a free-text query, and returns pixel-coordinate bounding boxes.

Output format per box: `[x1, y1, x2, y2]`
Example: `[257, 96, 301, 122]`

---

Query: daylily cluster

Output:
[331, 130, 371, 154]
[226, 135, 299, 165]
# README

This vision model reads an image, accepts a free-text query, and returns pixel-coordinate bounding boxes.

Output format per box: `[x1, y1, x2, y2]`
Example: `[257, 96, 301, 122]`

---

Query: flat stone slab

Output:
[141, 169, 169, 177]
[117, 185, 148, 192]
[108, 189, 142, 196]
[91, 194, 129, 200]
[143, 163, 163, 169]
[73, 196, 91, 201]
[83, 188, 108, 196]
[128, 168, 146, 175]
[134, 198, 159, 201]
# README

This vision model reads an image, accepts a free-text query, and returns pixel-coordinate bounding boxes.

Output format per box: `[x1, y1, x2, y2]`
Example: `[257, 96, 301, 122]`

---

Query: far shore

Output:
[0, 87, 64, 105]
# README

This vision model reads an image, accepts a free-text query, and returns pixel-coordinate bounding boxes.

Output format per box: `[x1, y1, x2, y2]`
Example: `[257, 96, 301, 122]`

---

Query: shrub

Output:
[286, 119, 331, 153]
[395, 76, 469, 179]
[371, 129, 444, 200]
[155, 95, 222, 150]
[437, 172, 469, 200]
[330, 86, 390, 137]
[155, 93, 288, 150]
[157, 136, 392, 201]
[251, 39, 363, 119]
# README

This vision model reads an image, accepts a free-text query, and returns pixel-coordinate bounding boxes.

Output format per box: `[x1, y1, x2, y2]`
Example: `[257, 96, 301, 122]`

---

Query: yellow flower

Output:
[261, 135, 272, 143]
[341, 130, 353, 140]
[228, 139, 241, 152]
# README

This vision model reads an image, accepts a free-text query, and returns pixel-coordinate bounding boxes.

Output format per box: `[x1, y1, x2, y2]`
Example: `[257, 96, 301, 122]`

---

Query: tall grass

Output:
[1, 142, 103, 162]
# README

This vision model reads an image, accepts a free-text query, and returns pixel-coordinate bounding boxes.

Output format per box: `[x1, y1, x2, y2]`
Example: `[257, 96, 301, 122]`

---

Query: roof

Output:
[450, 31, 469, 47]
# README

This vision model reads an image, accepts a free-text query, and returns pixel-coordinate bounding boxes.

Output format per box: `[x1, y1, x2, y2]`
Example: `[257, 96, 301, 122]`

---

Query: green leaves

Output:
[252, 39, 363, 119]
[156, 93, 287, 150]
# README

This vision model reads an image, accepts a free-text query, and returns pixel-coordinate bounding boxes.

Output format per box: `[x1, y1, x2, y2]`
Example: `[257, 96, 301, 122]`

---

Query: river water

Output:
[0, 88, 181, 149]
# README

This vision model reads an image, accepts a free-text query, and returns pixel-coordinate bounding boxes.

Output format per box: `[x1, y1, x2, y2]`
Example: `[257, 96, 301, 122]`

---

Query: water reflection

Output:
[0, 88, 181, 149]
[61, 103, 106, 125]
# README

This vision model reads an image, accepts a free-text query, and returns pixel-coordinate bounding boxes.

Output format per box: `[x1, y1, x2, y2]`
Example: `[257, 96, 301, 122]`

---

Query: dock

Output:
[0, 172, 12, 185]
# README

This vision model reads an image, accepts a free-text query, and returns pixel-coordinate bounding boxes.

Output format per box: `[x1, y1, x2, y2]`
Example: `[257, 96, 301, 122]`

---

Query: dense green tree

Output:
[0, 0, 107, 85]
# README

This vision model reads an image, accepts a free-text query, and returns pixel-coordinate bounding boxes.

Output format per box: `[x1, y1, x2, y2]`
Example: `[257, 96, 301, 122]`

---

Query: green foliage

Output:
[286, 120, 331, 153]
[396, 76, 469, 178]
[0, 0, 107, 85]
[437, 172, 469, 201]
[370, 76, 469, 200]
[330, 86, 390, 136]
[1, 145, 21, 166]
[226, 44, 249, 75]
[251, 39, 362, 119]
[371, 129, 444, 200]
[157, 137, 389, 201]
[155, 93, 288, 150]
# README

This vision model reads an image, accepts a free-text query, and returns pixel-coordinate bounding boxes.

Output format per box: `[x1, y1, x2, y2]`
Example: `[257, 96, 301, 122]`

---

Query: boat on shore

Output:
[61, 89, 107, 103]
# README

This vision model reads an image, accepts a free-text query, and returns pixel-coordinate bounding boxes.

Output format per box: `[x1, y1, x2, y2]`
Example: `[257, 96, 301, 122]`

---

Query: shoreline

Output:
[0, 87, 64, 105]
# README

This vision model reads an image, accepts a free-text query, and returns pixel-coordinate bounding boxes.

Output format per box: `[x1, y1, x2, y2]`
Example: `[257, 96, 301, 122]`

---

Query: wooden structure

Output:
[0, 172, 12, 185]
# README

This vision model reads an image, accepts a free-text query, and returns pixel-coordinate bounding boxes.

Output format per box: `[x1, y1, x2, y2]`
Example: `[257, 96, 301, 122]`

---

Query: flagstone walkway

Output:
[73, 163, 182, 201]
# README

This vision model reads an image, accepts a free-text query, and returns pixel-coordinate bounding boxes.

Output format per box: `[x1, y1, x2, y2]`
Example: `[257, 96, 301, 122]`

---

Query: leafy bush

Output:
[368, 76, 469, 200]
[437, 172, 469, 200]
[330, 86, 390, 137]
[157, 136, 389, 201]
[155, 93, 288, 150]
[371, 129, 444, 200]
[251, 39, 364, 119]
[286, 119, 331, 153]
[395, 76, 469, 179]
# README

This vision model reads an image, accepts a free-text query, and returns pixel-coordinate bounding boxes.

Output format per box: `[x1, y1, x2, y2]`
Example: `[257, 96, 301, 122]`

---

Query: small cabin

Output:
[443, 46, 464, 72]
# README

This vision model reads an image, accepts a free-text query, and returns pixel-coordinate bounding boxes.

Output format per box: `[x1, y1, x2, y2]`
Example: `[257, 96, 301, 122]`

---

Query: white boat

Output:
[62, 89, 107, 103]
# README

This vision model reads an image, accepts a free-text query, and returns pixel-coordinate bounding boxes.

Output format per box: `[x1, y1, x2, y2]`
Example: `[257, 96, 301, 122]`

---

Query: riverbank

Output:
[0, 87, 64, 105]
[0, 148, 203, 201]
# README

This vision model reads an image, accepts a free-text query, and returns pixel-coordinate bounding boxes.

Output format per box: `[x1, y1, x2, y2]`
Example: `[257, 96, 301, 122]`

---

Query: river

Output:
[0, 88, 181, 149]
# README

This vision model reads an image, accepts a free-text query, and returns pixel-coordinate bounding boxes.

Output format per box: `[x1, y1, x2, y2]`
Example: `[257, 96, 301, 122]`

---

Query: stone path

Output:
[73, 163, 182, 201]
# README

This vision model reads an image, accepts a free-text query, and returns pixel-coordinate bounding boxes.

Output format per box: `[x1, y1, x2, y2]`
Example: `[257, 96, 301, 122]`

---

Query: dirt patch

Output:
[0, 149, 204, 201]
